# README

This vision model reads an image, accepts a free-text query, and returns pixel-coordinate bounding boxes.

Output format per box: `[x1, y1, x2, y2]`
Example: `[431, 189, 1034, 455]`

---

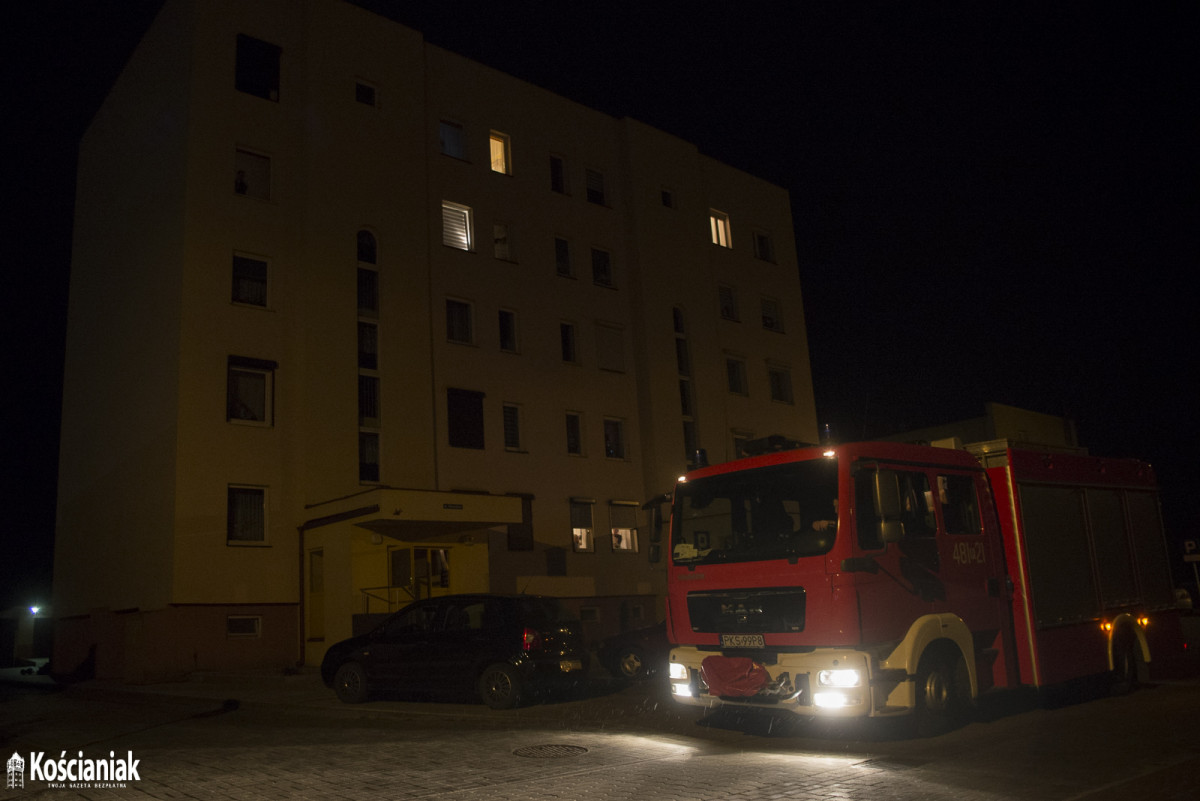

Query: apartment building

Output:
[54, 0, 819, 681]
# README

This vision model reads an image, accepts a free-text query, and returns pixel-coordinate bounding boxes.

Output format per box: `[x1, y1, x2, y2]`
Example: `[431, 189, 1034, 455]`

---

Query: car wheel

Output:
[478, 662, 523, 709]
[333, 662, 369, 704]
[614, 647, 646, 680]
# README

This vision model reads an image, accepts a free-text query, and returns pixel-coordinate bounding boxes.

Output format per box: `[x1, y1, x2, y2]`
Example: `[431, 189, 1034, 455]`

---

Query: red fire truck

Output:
[665, 438, 1179, 729]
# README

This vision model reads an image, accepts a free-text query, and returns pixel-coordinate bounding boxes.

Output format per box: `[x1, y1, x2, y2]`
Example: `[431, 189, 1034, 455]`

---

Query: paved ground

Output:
[2, 668, 1198, 800]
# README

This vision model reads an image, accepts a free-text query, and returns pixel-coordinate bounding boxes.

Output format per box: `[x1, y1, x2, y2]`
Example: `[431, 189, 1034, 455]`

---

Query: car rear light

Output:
[522, 627, 543, 652]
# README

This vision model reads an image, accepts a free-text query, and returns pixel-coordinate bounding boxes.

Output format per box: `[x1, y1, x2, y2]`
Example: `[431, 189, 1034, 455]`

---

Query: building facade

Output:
[54, 0, 819, 681]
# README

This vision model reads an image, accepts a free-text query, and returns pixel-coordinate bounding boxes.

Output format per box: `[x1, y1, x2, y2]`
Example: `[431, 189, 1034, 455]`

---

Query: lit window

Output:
[446, 298, 474, 344]
[585, 169, 606, 205]
[610, 503, 638, 552]
[761, 297, 784, 332]
[498, 309, 518, 353]
[591, 248, 613, 287]
[570, 499, 594, 552]
[227, 485, 267, 544]
[227, 356, 276, 425]
[439, 121, 466, 159]
[502, 404, 522, 450]
[753, 231, 775, 262]
[235, 34, 280, 101]
[442, 201, 473, 250]
[565, 412, 583, 455]
[493, 223, 514, 261]
[768, 365, 794, 404]
[709, 210, 731, 247]
[603, 418, 626, 459]
[490, 131, 511, 174]
[235, 149, 271, 200]
[232, 253, 268, 307]
[718, 285, 739, 321]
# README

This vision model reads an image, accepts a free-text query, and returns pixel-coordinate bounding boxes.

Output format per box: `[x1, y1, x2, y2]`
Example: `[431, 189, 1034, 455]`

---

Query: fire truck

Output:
[665, 438, 1179, 729]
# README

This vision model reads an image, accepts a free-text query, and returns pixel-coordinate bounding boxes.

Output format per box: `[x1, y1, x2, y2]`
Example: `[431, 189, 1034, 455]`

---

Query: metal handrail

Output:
[359, 584, 418, 614]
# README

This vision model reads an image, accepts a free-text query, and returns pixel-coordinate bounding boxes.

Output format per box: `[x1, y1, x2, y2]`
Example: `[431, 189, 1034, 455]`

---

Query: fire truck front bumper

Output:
[668, 646, 903, 718]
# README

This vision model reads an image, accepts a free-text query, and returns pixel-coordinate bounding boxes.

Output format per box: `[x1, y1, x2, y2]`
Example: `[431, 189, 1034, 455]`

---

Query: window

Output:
[489, 131, 511, 174]
[726, 357, 749, 395]
[446, 388, 485, 449]
[355, 81, 377, 107]
[596, 323, 625, 373]
[609, 503, 638, 552]
[357, 230, 377, 264]
[227, 356, 276, 425]
[227, 616, 262, 637]
[439, 121, 466, 159]
[235, 34, 280, 101]
[939, 475, 982, 536]
[565, 412, 583, 455]
[550, 156, 567, 194]
[570, 499, 594, 552]
[357, 268, 378, 317]
[661, 189, 675, 208]
[718, 285, 739, 321]
[591, 248, 613, 287]
[358, 375, 380, 427]
[603, 418, 625, 459]
[498, 309, 518, 353]
[446, 299, 474, 344]
[768, 365, 794, 404]
[753, 231, 775, 262]
[493, 223, 514, 261]
[560, 322, 577, 363]
[761, 297, 784, 332]
[358, 321, 378, 369]
[502, 404, 522, 451]
[709, 210, 731, 247]
[442, 201, 473, 250]
[235, 149, 270, 200]
[232, 253, 268, 306]
[585, 169, 606, 205]
[554, 237, 572, 277]
[227, 485, 266, 544]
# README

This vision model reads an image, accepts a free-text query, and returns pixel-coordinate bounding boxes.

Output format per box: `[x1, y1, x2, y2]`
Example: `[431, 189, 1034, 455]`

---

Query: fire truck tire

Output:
[1110, 630, 1141, 696]
[913, 645, 970, 736]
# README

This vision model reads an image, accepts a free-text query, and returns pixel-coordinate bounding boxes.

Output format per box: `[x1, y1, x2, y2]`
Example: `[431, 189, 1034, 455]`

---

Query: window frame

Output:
[234, 148, 271, 200]
[603, 417, 626, 460]
[227, 484, 268, 545]
[227, 356, 276, 426]
[767, 364, 794, 405]
[753, 230, 776, 262]
[502, 403, 523, 452]
[235, 34, 281, 102]
[498, 308, 519, 353]
[489, 131, 512, 174]
[609, 502, 639, 553]
[709, 209, 732, 248]
[761, 296, 785, 333]
[442, 201, 474, 251]
[231, 252, 269, 307]
[565, 411, 584, 456]
[549, 155, 568, 194]
[585, 169, 606, 205]
[446, 387, 486, 450]
[560, 321, 578, 364]
[726, 356, 749, 396]
[439, 120, 467, 160]
[718, 284, 739, 321]
[445, 298, 475, 345]
[570, 498, 595, 553]
[591, 247, 614, 288]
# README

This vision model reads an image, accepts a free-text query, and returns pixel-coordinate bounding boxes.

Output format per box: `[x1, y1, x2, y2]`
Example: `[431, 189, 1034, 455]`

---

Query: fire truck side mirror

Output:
[873, 470, 905, 543]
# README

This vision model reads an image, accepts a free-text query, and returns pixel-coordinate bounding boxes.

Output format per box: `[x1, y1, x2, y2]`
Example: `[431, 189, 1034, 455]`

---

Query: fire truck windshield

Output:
[672, 458, 839, 565]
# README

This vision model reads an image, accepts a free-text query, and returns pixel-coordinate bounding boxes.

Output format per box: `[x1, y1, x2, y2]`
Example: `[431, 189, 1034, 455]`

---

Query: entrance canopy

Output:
[302, 487, 523, 542]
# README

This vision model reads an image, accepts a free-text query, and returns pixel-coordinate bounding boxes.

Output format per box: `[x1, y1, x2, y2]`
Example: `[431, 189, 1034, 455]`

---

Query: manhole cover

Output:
[513, 744, 589, 759]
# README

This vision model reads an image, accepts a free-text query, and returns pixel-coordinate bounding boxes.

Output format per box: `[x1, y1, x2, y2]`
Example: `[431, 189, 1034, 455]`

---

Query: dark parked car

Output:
[596, 620, 669, 680]
[321, 594, 587, 708]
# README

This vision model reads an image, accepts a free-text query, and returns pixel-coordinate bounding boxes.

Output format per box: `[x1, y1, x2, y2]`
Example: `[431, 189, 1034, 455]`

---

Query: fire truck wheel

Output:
[1110, 631, 1141, 695]
[914, 646, 969, 737]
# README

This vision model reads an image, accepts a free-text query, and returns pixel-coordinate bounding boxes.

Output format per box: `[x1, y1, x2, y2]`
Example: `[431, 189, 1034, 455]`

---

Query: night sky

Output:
[2, 2, 1194, 609]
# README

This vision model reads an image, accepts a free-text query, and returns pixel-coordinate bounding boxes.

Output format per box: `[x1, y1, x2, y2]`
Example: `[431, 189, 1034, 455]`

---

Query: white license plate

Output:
[720, 633, 765, 649]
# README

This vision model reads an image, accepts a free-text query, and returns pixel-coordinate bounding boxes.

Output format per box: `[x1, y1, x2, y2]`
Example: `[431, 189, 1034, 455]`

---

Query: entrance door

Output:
[389, 546, 452, 604]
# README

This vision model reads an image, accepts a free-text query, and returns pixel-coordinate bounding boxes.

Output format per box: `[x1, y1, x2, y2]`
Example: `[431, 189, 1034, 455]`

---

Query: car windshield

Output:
[672, 457, 838, 565]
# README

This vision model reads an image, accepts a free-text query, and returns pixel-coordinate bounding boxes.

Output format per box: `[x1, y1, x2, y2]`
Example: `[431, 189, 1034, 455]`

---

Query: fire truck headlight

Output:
[672, 683, 693, 697]
[817, 669, 862, 688]
[814, 691, 849, 709]
[669, 662, 689, 680]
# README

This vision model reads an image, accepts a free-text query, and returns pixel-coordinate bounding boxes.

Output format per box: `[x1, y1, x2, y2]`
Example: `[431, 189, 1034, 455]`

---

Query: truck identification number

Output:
[952, 541, 986, 566]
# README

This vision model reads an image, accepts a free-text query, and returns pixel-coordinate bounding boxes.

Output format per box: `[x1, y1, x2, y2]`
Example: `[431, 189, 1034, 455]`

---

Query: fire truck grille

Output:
[687, 587, 806, 633]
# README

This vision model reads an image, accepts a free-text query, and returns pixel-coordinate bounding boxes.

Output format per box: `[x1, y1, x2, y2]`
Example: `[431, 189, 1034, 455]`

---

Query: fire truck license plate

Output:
[721, 633, 765, 648]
